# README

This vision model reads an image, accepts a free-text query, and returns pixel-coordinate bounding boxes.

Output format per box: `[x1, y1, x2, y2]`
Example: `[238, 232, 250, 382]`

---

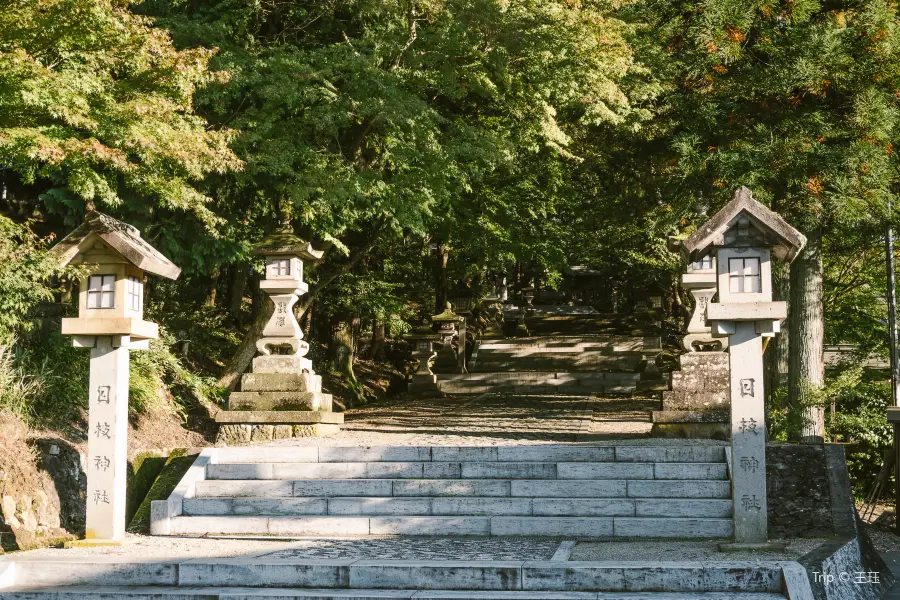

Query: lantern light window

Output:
[87, 275, 116, 309]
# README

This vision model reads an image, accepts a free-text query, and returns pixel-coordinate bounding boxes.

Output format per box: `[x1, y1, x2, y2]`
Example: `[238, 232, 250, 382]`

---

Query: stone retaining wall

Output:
[766, 443, 857, 539]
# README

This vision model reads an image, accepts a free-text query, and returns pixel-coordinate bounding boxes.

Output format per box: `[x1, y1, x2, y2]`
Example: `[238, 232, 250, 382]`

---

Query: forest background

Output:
[1, 0, 899, 500]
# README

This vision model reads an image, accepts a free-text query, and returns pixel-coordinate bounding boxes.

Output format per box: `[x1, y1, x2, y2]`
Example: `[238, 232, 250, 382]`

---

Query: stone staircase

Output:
[0, 555, 806, 599]
[437, 335, 664, 396]
[150, 444, 733, 538]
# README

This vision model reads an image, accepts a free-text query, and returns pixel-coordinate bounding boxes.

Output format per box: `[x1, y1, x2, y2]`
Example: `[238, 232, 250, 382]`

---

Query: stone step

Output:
[0, 588, 791, 600]
[437, 373, 642, 383]
[215, 411, 344, 425]
[3, 560, 783, 593]
[661, 391, 728, 411]
[181, 496, 733, 518]
[204, 462, 728, 481]
[165, 515, 734, 537]
[204, 446, 727, 464]
[196, 478, 731, 499]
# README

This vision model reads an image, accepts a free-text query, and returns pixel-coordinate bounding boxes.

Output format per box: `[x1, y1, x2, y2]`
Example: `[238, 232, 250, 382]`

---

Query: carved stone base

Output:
[216, 422, 341, 444]
[682, 333, 729, 352]
[252, 354, 313, 374]
[256, 336, 308, 357]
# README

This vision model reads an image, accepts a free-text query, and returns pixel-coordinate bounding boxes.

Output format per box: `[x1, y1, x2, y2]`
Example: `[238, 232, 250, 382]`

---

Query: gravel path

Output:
[257, 393, 723, 447]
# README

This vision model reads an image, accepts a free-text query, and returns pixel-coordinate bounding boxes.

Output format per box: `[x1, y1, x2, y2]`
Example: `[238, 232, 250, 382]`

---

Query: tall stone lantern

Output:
[216, 229, 344, 443]
[432, 302, 466, 374]
[52, 211, 181, 543]
[681, 187, 806, 548]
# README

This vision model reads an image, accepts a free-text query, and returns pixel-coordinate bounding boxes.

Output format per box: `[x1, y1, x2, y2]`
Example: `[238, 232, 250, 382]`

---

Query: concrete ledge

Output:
[150, 448, 217, 535]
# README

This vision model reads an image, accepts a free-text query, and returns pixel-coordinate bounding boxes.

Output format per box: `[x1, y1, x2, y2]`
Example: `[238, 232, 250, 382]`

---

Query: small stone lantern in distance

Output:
[52, 211, 181, 544]
[681, 186, 805, 549]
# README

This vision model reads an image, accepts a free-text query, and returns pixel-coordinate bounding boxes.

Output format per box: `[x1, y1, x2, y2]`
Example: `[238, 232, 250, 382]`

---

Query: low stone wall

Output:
[766, 443, 857, 539]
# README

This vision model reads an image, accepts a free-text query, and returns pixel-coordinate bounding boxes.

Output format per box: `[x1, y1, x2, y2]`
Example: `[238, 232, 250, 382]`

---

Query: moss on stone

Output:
[126, 449, 196, 534]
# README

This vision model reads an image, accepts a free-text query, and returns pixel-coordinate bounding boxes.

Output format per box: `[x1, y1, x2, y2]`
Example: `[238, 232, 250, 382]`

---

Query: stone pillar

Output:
[85, 336, 129, 541]
[729, 322, 767, 543]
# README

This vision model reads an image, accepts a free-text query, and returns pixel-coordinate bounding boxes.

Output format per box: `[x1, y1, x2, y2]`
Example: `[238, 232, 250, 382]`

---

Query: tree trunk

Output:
[332, 318, 356, 381]
[788, 226, 826, 443]
[371, 319, 386, 361]
[204, 268, 221, 307]
[218, 295, 274, 391]
[765, 261, 791, 405]
[434, 243, 449, 314]
[229, 262, 250, 318]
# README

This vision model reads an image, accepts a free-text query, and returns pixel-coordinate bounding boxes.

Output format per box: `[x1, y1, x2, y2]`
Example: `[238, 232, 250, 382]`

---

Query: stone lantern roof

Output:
[432, 303, 463, 324]
[252, 228, 324, 261]
[681, 187, 806, 263]
[51, 211, 181, 279]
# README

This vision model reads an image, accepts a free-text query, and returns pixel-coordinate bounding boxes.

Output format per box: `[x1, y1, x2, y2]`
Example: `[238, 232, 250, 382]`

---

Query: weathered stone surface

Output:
[653, 463, 728, 480]
[652, 410, 729, 424]
[318, 447, 432, 463]
[510, 480, 626, 498]
[293, 479, 393, 498]
[240, 372, 322, 392]
[178, 559, 352, 587]
[251, 355, 313, 374]
[626, 480, 731, 499]
[460, 463, 556, 480]
[328, 498, 431, 516]
[349, 560, 521, 590]
[661, 391, 729, 411]
[228, 391, 332, 412]
[613, 517, 733, 538]
[615, 446, 725, 463]
[195, 480, 293, 498]
[431, 498, 531, 516]
[557, 463, 652, 480]
[491, 516, 613, 537]
[216, 411, 344, 424]
[369, 517, 490, 536]
[531, 498, 634, 517]
[633, 499, 732, 518]
[767, 444, 833, 539]
[393, 480, 510, 497]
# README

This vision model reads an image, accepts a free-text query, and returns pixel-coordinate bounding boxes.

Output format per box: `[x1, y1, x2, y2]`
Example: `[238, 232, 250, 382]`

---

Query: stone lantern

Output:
[52, 211, 181, 543]
[432, 302, 466, 374]
[216, 228, 344, 443]
[681, 186, 806, 548]
[405, 322, 441, 395]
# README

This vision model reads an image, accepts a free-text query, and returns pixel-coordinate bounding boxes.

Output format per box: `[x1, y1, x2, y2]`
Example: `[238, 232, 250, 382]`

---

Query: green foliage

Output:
[0, 216, 73, 343]
[0, 0, 241, 225]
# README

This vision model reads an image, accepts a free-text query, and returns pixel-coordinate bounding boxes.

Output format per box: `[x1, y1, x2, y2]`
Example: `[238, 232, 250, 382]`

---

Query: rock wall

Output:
[766, 443, 857, 539]
[0, 417, 79, 550]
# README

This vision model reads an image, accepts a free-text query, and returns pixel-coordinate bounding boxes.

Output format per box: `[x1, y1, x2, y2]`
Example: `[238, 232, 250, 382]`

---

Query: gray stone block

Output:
[423, 463, 461, 479]
[410, 593, 595, 599]
[328, 498, 432, 516]
[348, 560, 522, 591]
[620, 563, 707, 592]
[267, 517, 370, 536]
[614, 446, 726, 463]
[240, 372, 322, 392]
[8, 560, 179, 587]
[368, 517, 490, 536]
[430, 498, 532, 516]
[431, 448, 499, 462]
[216, 411, 344, 425]
[318, 447, 432, 463]
[510, 480, 626, 498]
[233, 498, 328, 516]
[228, 391, 332, 412]
[393, 480, 510, 497]
[196, 480, 293, 498]
[612, 517, 733, 538]
[0, 586, 220, 600]
[170, 516, 269, 535]
[653, 463, 728, 480]
[226, 591, 415, 599]
[521, 561, 625, 591]
[633, 499, 732, 518]
[216, 447, 318, 463]
[496, 446, 614, 463]
[491, 517, 613, 537]
[701, 562, 783, 592]
[557, 463, 653, 480]
[461, 463, 556, 480]
[626, 480, 731, 499]
[177, 559, 352, 587]
[651, 410, 729, 424]
[274, 463, 368, 480]
[531, 498, 634, 517]
[207, 463, 275, 480]
[661, 390, 728, 411]
[182, 498, 234, 515]
[293, 480, 393, 497]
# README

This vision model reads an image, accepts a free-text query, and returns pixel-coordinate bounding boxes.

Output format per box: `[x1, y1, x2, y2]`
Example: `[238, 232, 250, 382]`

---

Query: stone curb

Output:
[150, 448, 219, 535]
